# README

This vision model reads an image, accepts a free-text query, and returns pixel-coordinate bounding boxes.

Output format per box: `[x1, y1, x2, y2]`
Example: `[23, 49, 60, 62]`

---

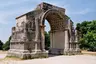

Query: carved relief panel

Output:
[26, 14, 36, 41]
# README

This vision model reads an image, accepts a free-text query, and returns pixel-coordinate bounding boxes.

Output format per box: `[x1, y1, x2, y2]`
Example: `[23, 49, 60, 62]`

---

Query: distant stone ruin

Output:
[8, 2, 80, 59]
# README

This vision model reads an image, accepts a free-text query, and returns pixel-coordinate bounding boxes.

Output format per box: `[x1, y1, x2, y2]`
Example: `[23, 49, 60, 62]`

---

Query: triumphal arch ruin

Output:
[8, 2, 80, 59]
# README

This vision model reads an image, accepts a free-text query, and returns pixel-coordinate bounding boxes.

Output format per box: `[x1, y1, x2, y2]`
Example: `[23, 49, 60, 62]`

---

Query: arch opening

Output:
[44, 20, 50, 50]
[42, 10, 65, 32]
[41, 10, 66, 54]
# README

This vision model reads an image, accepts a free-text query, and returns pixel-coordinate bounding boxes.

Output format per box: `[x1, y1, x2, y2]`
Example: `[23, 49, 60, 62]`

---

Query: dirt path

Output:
[0, 55, 96, 64]
[0, 51, 7, 59]
[0, 51, 96, 64]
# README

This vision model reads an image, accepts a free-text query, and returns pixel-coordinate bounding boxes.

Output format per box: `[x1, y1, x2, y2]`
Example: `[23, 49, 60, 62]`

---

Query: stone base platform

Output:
[49, 48, 64, 55]
[64, 49, 81, 55]
[7, 49, 48, 59]
[49, 48, 81, 55]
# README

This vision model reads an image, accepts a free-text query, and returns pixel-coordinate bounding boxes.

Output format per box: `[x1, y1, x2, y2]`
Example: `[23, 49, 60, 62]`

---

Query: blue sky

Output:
[0, 0, 96, 43]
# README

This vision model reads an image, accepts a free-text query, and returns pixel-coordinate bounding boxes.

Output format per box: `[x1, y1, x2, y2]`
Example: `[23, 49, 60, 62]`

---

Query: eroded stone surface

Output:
[8, 2, 80, 59]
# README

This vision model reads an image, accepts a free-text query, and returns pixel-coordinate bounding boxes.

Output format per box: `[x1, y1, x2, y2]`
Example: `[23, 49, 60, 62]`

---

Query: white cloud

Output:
[0, 1, 92, 25]
[0, 0, 42, 24]
[66, 8, 92, 15]
[0, 0, 68, 24]
[0, 8, 33, 24]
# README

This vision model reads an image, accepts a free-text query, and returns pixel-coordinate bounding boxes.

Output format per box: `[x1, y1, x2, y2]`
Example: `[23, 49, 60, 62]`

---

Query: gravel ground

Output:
[0, 54, 7, 59]
[0, 54, 96, 64]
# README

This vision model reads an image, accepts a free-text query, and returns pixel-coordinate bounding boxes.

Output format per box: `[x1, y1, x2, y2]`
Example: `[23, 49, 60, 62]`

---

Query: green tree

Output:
[45, 31, 50, 50]
[76, 20, 96, 51]
[0, 40, 3, 50]
[3, 36, 11, 50]
[76, 21, 91, 37]
[84, 31, 96, 51]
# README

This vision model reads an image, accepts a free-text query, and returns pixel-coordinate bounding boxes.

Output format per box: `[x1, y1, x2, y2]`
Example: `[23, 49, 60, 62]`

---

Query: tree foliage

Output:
[0, 40, 3, 50]
[45, 31, 50, 50]
[3, 36, 11, 50]
[76, 20, 96, 51]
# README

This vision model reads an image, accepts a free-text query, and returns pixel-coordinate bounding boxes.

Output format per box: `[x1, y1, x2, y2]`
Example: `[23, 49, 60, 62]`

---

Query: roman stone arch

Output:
[8, 2, 80, 59]
[39, 9, 68, 53]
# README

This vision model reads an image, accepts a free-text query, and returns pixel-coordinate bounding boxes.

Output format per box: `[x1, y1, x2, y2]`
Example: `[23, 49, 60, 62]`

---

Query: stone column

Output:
[50, 31, 52, 48]
[40, 25, 46, 51]
[69, 37, 72, 51]
[75, 30, 80, 51]
[69, 43, 72, 51]
[76, 43, 79, 51]
[64, 29, 69, 53]
[33, 18, 40, 52]
[75, 29, 78, 42]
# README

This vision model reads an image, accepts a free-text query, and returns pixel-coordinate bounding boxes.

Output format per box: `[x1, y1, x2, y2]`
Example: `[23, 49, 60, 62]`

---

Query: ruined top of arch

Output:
[16, 2, 66, 19]
[36, 2, 65, 12]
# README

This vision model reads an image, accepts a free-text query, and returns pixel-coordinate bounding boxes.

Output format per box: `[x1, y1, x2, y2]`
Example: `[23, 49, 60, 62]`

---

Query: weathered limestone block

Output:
[8, 2, 80, 59]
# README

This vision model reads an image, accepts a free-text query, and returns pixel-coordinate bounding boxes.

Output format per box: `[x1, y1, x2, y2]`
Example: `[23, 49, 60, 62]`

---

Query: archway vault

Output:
[8, 2, 80, 59]
[41, 9, 66, 32]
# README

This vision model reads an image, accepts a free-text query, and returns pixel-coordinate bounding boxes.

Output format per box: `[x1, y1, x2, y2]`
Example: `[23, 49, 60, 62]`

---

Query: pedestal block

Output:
[8, 49, 48, 59]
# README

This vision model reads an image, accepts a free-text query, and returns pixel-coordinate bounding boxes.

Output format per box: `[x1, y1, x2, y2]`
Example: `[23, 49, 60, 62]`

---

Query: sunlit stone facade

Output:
[8, 2, 80, 59]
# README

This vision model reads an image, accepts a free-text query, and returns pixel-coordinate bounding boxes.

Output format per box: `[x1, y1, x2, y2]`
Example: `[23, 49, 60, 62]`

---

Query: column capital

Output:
[40, 25, 46, 28]
[64, 28, 69, 31]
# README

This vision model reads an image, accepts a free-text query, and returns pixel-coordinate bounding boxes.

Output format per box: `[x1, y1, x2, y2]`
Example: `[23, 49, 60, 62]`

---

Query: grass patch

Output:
[82, 50, 96, 56]
[3, 56, 22, 61]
